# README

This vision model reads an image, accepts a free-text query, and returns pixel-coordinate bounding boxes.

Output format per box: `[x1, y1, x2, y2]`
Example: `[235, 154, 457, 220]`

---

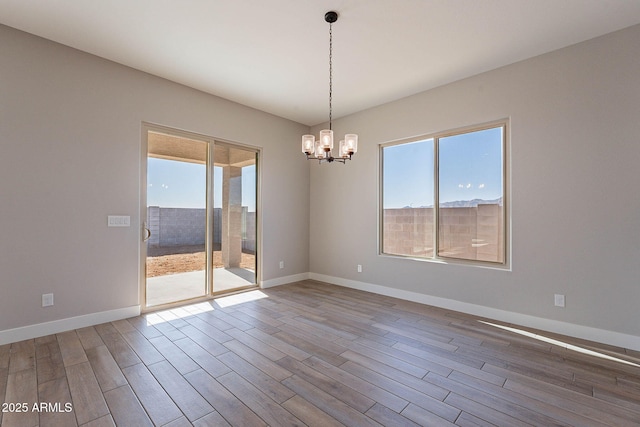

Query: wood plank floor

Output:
[1, 280, 639, 426]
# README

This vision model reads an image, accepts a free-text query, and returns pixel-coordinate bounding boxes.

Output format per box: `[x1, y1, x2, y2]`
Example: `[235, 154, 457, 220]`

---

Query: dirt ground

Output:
[146, 244, 255, 277]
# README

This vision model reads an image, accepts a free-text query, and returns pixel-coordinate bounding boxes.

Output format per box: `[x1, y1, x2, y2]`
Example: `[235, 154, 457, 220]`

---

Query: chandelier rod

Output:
[328, 18, 333, 130]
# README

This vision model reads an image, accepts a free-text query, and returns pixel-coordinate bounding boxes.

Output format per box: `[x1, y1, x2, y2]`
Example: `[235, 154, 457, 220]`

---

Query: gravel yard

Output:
[146, 244, 255, 277]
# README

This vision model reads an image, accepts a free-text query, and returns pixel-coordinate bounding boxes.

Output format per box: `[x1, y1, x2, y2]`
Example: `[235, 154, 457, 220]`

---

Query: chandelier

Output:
[302, 11, 358, 164]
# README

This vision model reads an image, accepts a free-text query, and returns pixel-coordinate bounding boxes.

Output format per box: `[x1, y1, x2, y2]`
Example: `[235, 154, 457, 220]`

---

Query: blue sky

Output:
[148, 126, 501, 211]
[383, 127, 503, 208]
[147, 158, 256, 211]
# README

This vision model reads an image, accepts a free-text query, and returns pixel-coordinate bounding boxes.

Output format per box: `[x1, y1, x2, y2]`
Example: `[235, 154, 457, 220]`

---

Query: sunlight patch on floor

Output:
[480, 321, 640, 367]
[214, 290, 268, 308]
[142, 289, 265, 326]
[181, 301, 217, 315]
[144, 302, 215, 325]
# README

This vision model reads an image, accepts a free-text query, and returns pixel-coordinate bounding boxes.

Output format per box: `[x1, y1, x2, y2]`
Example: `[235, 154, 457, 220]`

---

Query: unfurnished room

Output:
[1, 1, 640, 426]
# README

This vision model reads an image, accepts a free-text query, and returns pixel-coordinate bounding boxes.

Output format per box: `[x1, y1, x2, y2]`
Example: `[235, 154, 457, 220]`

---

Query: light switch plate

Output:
[108, 215, 130, 227]
[42, 293, 54, 307]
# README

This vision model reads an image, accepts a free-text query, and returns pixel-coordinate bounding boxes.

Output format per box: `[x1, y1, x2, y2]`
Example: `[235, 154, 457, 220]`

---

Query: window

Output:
[381, 122, 507, 265]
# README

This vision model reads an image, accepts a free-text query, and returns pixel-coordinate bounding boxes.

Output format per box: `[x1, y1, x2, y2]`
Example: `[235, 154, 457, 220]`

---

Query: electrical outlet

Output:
[279, 261, 284, 269]
[357, 264, 362, 273]
[42, 293, 54, 307]
[554, 294, 565, 308]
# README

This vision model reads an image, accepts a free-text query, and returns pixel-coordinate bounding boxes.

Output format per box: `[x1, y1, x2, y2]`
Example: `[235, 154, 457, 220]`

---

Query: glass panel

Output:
[146, 131, 208, 306]
[382, 139, 434, 257]
[437, 127, 504, 263]
[213, 144, 257, 292]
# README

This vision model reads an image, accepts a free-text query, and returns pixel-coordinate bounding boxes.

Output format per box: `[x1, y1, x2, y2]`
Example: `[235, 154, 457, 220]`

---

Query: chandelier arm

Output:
[304, 154, 352, 164]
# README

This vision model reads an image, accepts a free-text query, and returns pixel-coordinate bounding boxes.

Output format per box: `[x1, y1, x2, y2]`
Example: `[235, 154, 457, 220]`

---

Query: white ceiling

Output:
[2, 0, 640, 126]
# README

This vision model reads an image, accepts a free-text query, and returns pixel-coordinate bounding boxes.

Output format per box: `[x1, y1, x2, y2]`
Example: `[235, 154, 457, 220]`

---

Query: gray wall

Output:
[0, 23, 309, 332]
[310, 25, 640, 340]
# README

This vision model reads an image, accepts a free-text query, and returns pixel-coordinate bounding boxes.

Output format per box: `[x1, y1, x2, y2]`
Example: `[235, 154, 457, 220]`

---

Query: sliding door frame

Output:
[139, 122, 262, 312]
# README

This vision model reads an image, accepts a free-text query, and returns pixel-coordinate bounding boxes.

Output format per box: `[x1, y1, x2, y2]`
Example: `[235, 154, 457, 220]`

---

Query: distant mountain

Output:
[440, 197, 502, 208]
[402, 197, 502, 209]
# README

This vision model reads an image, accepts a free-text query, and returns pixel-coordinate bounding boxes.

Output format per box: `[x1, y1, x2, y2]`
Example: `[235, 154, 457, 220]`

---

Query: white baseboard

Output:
[0, 305, 141, 346]
[5, 275, 637, 352]
[261, 272, 309, 289]
[309, 273, 640, 352]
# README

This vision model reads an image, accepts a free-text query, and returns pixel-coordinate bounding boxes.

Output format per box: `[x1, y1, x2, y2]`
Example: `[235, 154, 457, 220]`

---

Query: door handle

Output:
[142, 222, 151, 242]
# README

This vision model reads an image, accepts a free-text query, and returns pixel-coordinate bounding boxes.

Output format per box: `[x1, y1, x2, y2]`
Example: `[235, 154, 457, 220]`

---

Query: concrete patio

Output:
[146, 267, 256, 307]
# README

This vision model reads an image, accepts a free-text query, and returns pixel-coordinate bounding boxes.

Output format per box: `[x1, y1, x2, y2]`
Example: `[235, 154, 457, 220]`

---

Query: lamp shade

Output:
[339, 140, 348, 158]
[319, 129, 334, 150]
[344, 134, 358, 154]
[315, 142, 326, 159]
[302, 135, 315, 154]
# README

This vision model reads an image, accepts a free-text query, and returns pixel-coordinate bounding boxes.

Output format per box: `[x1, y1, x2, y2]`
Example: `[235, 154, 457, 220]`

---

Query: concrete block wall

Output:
[383, 204, 503, 263]
[474, 203, 504, 262]
[213, 208, 221, 245]
[383, 208, 435, 257]
[158, 207, 206, 246]
[147, 206, 160, 246]
[147, 206, 256, 251]
[243, 208, 256, 253]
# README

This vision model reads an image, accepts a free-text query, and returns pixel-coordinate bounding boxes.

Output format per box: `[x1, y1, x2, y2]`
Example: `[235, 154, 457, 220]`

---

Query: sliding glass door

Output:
[142, 125, 259, 308]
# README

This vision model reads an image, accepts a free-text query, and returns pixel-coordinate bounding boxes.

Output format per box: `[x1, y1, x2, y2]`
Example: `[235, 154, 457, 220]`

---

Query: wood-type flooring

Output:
[1, 280, 639, 426]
